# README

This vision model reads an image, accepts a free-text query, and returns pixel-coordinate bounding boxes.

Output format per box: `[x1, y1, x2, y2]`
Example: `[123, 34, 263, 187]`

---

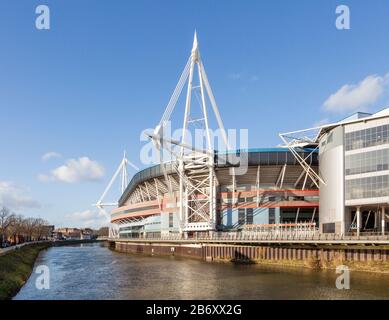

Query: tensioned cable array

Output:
[157, 57, 191, 130]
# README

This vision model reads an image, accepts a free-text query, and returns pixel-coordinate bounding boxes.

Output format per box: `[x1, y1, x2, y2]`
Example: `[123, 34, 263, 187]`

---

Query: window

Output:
[345, 124, 389, 151]
[269, 208, 276, 224]
[238, 209, 245, 225]
[169, 213, 174, 228]
[246, 209, 254, 225]
[345, 148, 389, 176]
[323, 223, 335, 233]
[346, 175, 389, 200]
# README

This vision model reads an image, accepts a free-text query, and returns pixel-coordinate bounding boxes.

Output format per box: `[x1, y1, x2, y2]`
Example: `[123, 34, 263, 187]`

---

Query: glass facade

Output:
[269, 208, 276, 224]
[280, 208, 318, 223]
[345, 175, 389, 200]
[246, 208, 254, 224]
[238, 209, 245, 225]
[345, 124, 389, 151]
[236, 208, 255, 226]
[345, 148, 389, 175]
[119, 225, 143, 238]
[345, 124, 389, 200]
[169, 212, 174, 228]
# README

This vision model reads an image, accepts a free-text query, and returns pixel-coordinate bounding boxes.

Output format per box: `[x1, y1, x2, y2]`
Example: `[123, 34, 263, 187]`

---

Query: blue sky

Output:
[1, 0, 389, 228]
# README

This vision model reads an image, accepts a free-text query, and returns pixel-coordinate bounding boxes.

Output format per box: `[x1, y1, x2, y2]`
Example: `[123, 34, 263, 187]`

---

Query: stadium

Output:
[111, 149, 319, 238]
[97, 33, 322, 239]
[102, 33, 388, 239]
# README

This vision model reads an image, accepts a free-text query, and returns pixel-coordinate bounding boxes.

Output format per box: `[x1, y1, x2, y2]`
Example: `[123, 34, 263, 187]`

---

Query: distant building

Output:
[54, 227, 96, 240]
[80, 232, 92, 240]
[56, 227, 80, 234]
[51, 231, 63, 240]
[43, 225, 55, 239]
[66, 231, 81, 240]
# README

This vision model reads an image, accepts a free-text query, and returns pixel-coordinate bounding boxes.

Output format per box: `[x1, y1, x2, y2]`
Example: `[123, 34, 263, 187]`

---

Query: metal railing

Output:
[115, 231, 389, 242]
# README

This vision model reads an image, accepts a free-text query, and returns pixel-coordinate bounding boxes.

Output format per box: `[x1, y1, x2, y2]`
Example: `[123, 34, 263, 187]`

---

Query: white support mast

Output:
[279, 127, 325, 188]
[94, 151, 139, 238]
[149, 32, 229, 235]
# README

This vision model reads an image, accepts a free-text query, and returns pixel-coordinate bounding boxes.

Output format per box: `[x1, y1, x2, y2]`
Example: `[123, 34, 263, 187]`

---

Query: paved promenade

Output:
[0, 241, 48, 257]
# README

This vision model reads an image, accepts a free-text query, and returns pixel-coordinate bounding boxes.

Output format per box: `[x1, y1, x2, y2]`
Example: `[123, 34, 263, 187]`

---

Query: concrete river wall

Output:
[112, 240, 389, 272]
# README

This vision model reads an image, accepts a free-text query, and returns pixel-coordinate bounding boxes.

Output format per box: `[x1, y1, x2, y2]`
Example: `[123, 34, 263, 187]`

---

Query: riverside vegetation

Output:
[0, 242, 51, 300]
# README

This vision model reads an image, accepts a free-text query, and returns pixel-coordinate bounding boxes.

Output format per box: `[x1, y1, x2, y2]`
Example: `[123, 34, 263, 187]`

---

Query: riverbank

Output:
[0, 243, 51, 300]
[0, 240, 105, 300]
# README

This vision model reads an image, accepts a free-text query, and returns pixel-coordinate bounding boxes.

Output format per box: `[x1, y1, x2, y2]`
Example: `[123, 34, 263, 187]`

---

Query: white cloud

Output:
[0, 181, 40, 210]
[42, 151, 62, 161]
[39, 157, 105, 183]
[66, 209, 109, 229]
[323, 73, 389, 113]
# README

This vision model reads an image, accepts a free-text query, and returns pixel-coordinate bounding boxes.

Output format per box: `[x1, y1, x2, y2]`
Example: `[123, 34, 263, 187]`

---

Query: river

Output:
[14, 242, 389, 300]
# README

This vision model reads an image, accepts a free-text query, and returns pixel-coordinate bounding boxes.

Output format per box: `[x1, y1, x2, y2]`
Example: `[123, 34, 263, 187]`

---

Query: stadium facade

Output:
[111, 149, 319, 238]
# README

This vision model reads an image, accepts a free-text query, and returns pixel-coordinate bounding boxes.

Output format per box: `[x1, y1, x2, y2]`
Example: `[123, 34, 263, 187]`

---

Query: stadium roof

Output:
[279, 107, 389, 148]
[118, 148, 318, 206]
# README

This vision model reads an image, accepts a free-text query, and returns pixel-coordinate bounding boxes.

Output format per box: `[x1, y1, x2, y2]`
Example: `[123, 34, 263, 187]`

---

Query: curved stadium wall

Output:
[111, 148, 319, 238]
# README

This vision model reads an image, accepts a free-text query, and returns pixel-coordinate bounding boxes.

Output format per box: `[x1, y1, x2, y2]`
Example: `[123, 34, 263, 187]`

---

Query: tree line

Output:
[0, 206, 51, 246]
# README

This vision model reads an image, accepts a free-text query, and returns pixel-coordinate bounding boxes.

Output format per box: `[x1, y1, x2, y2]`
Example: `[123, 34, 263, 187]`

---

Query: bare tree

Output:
[0, 206, 15, 245]
[9, 214, 25, 244]
[23, 217, 38, 241]
[0, 206, 53, 245]
[33, 218, 50, 240]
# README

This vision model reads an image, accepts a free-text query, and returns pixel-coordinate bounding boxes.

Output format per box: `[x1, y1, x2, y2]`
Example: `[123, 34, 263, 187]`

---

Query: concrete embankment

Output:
[112, 240, 389, 274]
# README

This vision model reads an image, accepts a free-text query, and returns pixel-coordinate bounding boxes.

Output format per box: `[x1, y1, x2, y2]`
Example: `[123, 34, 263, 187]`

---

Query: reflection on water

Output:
[14, 243, 389, 300]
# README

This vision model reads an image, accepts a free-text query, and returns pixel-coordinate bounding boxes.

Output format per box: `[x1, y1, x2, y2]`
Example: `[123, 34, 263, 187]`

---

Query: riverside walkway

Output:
[0, 241, 48, 257]
[0, 239, 105, 257]
[110, 232, 389, 246]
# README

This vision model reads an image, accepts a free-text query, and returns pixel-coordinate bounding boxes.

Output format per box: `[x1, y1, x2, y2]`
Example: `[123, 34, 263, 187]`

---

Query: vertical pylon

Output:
[121, 151, 128, 194]
[94, 152, 139, 238]
[150, 32, 229, 234]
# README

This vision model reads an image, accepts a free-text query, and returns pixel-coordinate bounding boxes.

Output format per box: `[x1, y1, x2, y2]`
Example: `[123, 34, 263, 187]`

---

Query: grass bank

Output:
[0, 243, 51, 300]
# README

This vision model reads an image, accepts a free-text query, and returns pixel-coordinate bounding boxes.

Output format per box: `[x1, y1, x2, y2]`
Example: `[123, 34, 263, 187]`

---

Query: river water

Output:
[14, 242, 389, 300]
